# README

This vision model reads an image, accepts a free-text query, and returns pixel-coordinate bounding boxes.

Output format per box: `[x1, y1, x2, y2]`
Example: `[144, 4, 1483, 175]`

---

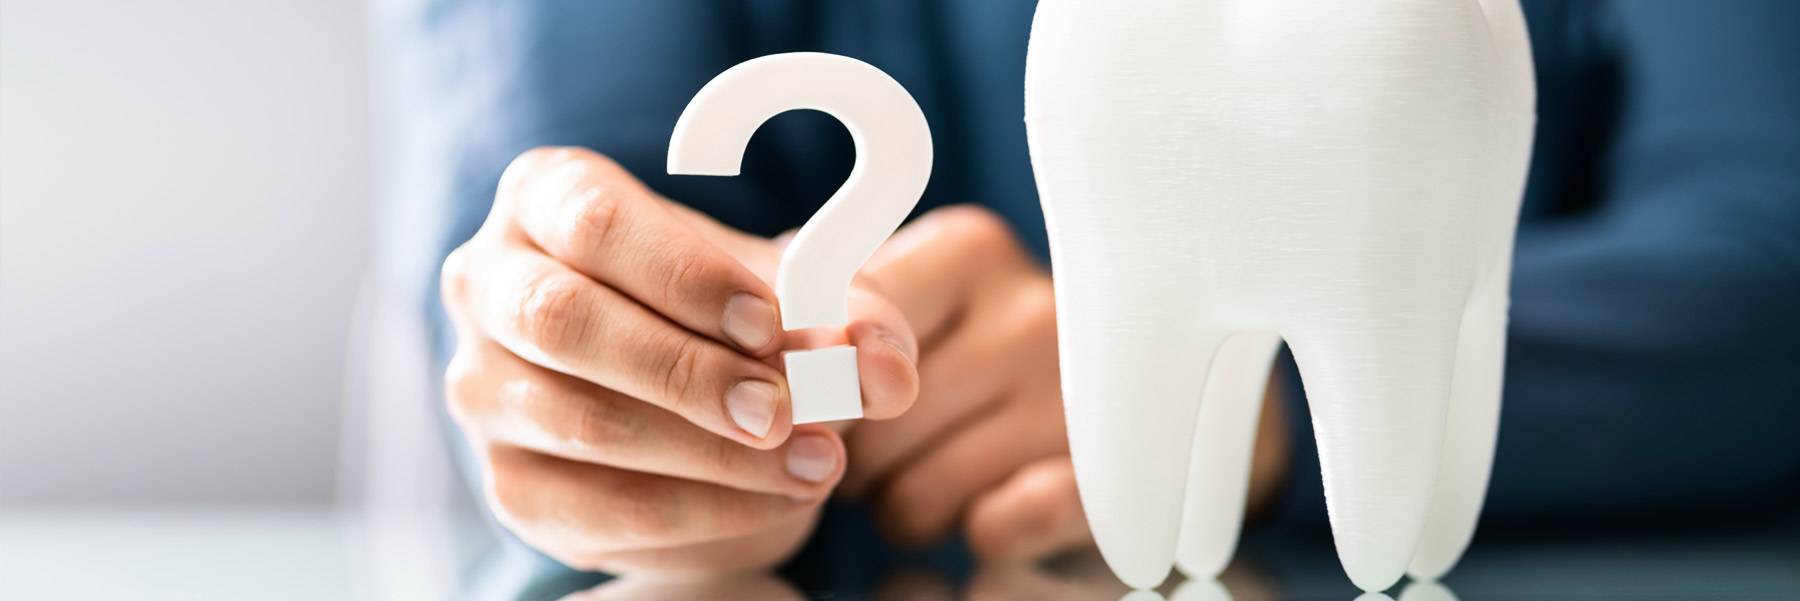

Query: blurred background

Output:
[0, 2, 432, 597]
[1, 0, 371, 506]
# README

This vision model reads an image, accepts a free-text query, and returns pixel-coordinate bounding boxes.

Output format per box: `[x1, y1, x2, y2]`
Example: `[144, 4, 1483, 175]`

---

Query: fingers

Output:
[518, 149, 922, 422]
[447, 340, 844, 498]
[861, 204, 1037, 346]
[443, 146, 928, 574]
[963, 456, 1092, 561]
[456, 244, 793, 447]
[874, 384, 1069, 547]
[484, 445, 820, 561]
[841, 282, 1056, 494]
[500, 147, 783, 356]
[839, 326, 1011, 494]
[835, 203, 1034, 429]
[777, 281, 922, 422]
[661, 196, 785, 279]
[845, 286, 921, 420]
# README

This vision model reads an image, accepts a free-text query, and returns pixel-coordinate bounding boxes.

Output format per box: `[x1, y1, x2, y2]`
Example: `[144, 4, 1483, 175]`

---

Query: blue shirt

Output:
[375, 1, 1800, 595]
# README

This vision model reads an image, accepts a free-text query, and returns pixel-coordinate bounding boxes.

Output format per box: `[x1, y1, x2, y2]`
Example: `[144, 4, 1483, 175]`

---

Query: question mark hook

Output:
[669, 52, 933, 424]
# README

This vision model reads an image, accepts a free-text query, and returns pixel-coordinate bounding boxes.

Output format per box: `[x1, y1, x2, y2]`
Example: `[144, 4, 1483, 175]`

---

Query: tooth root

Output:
[1410, 294, 1507, 581]
[1412, 0, 1534, 581]
[1051, 257, 1221, 590]
[1027, 0, 1529, 590]
[1175, 331, 1282, 580]
[1286, 313, 1463, 593]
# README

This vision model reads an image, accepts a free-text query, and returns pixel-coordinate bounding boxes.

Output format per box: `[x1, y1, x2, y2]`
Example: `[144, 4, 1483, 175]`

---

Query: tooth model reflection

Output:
[1024, 0, 1534, 593]
[1170, 578, 1232, 601]
[1399, 581, 1462, 601]
[1123, 591, 1171, 601]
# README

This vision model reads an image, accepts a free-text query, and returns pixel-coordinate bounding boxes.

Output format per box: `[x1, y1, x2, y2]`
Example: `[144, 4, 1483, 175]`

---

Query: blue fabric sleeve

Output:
[1490, 0, 1800, 519]
[375, 0, 792, 290]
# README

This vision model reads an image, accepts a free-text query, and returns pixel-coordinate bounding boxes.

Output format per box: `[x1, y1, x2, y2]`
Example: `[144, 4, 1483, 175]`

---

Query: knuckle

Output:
[560, 182, 628, 258]
[1012, 284, 1062, 354]
[496, 147, 564, 204]
[1019, 282, 1058, 326]
[711, 492, 764, 533]
[548, 146, 618, 171]
[512, 272, 590, 356]
[703, 435, 749, 479]
[655, 332, 706, 410]
[505, 145, 639, 256]
[934, 205, 1028, 269]
[443, 351, 482, 426]
[939, 205, 1017, 250]
[656, 243, 710, 309]
[485, 453, 533, 523]
[612, 482, 676, 542]
[563, 393, 620, 451]
[439, 245, 475, 306]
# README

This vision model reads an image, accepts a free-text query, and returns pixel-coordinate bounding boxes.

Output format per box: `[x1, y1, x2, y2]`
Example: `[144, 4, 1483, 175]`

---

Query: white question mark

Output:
[668, 52, 933, 424]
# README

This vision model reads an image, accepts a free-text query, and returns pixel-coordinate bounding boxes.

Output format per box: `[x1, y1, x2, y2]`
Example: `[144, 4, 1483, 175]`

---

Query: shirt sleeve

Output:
[1487, 0, 1800, 520]
[1272, 0, 1800, 531]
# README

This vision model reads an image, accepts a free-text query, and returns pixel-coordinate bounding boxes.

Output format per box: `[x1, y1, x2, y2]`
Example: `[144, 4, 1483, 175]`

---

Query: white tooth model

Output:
[1024, 0, 1534, 593]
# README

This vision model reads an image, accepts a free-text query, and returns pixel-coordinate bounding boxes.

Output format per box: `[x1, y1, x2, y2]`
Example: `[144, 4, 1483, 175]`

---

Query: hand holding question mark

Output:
[669, 53, 934, 424]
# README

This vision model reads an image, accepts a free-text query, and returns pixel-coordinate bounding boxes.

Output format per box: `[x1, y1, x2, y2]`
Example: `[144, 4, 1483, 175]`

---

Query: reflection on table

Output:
[2, 507, 1794, 600]
[539, 518, 1800, 601]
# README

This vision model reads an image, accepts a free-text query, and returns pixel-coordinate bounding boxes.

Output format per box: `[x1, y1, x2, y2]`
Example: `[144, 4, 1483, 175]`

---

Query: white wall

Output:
[0, 0, 374, 505]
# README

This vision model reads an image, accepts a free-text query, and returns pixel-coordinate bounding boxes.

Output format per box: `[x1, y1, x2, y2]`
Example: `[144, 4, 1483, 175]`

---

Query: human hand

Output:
[439, 147, 920, 573]
[835, 205, 1079, 559]
[840, 205, 1292, 561]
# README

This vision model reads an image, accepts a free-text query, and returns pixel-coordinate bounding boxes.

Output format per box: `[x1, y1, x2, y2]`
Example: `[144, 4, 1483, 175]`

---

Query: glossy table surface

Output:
[4, 507, 1796, 600]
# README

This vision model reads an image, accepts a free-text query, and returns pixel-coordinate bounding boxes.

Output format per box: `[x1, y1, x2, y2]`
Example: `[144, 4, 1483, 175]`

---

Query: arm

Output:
[1488, 0, 1800, 520]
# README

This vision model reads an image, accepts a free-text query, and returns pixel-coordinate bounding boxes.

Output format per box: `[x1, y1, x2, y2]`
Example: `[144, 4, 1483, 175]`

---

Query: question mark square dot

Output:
[784, 345, 862, 424]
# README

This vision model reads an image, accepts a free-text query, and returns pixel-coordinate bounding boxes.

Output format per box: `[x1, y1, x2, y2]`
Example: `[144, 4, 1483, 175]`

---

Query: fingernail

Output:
[726, 380, 779, 438]
[785, 434, 838, 483]
[723, 294, 778, 351]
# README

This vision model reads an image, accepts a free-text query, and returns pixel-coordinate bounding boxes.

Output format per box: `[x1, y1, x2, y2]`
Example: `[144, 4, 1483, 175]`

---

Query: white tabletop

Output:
[0, 506, 481, 601]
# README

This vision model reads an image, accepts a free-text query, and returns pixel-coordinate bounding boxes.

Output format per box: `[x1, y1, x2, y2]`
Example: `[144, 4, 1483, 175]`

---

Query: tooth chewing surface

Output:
[1024, 0, 1534, 592]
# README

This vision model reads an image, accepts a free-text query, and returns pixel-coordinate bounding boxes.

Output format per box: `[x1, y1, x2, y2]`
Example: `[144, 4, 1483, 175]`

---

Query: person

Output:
[378, 0, 1800, 591]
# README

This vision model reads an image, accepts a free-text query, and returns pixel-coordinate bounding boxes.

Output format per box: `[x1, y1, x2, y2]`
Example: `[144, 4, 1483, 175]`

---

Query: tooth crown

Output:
[1025, 0, 1534, 592]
